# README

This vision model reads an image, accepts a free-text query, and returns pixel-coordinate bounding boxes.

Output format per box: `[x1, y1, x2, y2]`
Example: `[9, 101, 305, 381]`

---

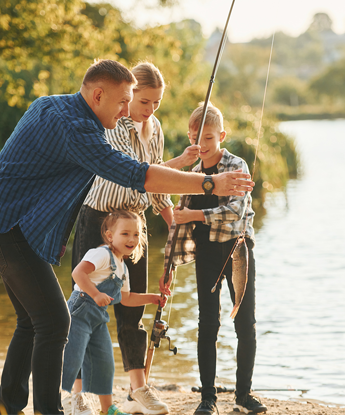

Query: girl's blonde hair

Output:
[101, 210, 145, 264]
[131, 62, 165, 91]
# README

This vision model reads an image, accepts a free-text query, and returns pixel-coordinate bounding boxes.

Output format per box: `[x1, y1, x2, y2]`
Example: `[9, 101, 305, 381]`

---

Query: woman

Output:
[70, 62, 199, 414]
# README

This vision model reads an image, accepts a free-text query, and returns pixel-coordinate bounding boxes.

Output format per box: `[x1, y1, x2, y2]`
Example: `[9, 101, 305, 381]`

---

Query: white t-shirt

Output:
[74, 246, 130, 293]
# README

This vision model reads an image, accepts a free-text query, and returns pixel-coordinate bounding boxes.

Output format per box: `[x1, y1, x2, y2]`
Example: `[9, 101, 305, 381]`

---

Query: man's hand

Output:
[213, 169, 254, 196]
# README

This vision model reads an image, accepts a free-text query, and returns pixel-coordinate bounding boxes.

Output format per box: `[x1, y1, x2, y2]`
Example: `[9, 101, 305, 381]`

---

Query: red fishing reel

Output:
[151, 319, 177, 355]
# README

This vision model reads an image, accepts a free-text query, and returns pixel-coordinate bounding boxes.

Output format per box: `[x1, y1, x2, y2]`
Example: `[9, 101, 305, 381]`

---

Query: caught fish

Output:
[230, 236, 248, 319]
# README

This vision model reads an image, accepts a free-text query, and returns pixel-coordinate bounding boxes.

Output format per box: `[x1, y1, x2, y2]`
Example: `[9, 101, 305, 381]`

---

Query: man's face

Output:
[97, 82, 133, 129]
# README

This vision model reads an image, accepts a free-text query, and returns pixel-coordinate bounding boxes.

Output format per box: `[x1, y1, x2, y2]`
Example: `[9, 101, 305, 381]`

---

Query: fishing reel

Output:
[151, 319, 177, 355]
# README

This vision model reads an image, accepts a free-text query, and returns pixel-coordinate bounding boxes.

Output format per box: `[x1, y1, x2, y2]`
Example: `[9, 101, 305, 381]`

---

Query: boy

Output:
[160, 104, 267, 414]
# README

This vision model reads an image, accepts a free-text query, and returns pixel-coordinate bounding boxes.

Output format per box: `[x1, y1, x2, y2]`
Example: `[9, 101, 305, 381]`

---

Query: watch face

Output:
[204, 181, 213, 190]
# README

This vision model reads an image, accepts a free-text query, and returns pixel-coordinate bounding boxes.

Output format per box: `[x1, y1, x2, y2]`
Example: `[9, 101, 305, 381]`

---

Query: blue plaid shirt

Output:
[0, 92, 149, 265]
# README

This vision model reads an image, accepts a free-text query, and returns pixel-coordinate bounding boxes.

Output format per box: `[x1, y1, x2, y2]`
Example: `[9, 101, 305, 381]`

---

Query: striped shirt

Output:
[84, 116, 173, 215]
[0, 92, 149, 265]
[164, 148, 255, 268]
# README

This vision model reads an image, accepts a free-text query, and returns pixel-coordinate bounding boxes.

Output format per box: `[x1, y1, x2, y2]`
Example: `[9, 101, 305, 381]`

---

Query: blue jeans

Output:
[0, 226, 70, 414]
[72, 205, 148, 372]
[62, 274, 123, 395]
[195, 235, 256, 402]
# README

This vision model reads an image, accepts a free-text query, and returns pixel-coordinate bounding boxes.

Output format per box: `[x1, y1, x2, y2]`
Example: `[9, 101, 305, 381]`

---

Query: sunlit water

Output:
[0, 120, 344, 407]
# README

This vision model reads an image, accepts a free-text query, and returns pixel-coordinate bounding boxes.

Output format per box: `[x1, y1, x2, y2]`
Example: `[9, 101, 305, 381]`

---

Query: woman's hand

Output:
[179, 144, 200, 167]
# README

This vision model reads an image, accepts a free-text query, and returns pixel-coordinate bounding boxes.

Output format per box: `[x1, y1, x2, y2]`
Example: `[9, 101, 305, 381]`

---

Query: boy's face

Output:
[188, 125, 226, 168]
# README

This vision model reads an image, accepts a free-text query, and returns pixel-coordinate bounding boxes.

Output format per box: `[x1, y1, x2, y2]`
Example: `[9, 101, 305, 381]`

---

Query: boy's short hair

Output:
[82, 59, 137, 87]
[189, 102, 224, 132]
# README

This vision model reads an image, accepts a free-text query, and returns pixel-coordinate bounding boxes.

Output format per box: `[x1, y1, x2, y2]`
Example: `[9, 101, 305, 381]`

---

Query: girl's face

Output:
[130, 87, 164, 122]
[106, 218, 140, 259]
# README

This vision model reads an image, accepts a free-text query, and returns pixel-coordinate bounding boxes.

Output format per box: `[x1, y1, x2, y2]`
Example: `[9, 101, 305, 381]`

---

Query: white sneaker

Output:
[61, 390, 72, 412]
[72, 392, 93, 415]
[122, 385, 169, 415]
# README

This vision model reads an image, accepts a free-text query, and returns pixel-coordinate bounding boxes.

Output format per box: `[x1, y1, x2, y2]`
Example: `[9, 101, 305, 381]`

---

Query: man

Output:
[0, 59, 254, 414]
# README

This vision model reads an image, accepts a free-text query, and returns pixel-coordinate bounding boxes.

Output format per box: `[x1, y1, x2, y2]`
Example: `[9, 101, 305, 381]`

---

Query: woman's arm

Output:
[163, 145, 200, 170]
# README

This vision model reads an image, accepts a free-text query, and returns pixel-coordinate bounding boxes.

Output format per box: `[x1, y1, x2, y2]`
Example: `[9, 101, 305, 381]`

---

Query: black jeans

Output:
[0, 226, 70, 414]
[195, 235, 256, 402]
[72, 205, 148, 372]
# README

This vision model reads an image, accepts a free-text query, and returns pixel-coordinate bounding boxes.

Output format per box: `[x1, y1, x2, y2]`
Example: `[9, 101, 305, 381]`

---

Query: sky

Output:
[112, 0, 345, 42]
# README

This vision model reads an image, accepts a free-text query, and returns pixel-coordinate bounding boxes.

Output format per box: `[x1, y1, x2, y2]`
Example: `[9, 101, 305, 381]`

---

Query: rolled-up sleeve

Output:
[66, 124, 149, 193]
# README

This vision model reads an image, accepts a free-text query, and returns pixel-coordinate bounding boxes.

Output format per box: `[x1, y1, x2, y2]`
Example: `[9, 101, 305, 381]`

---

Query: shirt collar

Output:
[75, 91, 104, 131]
[121, 115, 158, 139]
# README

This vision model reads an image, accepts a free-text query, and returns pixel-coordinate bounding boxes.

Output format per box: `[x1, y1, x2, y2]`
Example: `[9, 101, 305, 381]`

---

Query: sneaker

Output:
[100, 404, 131, 415]
[194, 400, 219, 415]
[61, 390, 72, 413]
[72, 392, 93, 415]
[233, 393, 267, 414]
[122, 384, 169, 415]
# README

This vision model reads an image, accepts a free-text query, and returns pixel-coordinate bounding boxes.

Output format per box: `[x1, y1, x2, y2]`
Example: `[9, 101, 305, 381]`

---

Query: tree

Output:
[309, 58, 345, 101]
[308, 13, 333, 33]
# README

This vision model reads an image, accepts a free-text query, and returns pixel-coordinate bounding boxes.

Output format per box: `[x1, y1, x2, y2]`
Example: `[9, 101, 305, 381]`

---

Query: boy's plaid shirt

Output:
[164, 148, 255, 269]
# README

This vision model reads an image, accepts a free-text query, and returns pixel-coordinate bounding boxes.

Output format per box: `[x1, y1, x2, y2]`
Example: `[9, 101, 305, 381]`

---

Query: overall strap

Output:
[104, 246, 117, 278]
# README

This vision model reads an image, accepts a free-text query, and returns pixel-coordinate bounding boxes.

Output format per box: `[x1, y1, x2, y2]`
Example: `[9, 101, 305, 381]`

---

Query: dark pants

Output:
[72, 205, 148, 372]
[195, 235, 256, 402]
[0, 226, 70, 414]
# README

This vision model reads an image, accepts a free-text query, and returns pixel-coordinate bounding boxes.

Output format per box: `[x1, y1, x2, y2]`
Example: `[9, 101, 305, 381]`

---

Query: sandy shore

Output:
[21, 383, 345, 415]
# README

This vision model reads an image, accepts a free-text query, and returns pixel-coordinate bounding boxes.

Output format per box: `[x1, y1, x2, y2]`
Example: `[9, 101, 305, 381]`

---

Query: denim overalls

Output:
[62, 246, 126, 395]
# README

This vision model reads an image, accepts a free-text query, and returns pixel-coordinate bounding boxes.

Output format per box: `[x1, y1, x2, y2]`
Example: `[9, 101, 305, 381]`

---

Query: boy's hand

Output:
[179, 144, 200, 166]
[174, 206, 203, 224]
[159, 269, 173, 296]
[213, 169, 254, 196]
[93, 292, 114, 307]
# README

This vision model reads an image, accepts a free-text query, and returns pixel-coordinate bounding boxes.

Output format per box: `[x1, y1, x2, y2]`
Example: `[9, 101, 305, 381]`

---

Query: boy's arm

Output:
[121, 292, 167, 308]
[72, 261, 114, 307]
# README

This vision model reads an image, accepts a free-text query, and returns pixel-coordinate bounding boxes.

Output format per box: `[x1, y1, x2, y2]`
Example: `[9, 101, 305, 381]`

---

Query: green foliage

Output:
[309, 58, 345, 100]
[271, 77, 308, 106]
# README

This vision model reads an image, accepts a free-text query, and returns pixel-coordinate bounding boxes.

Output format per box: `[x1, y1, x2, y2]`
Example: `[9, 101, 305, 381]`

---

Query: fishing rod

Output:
[191, 386, 309, 394]
[144, 0, 237, 384]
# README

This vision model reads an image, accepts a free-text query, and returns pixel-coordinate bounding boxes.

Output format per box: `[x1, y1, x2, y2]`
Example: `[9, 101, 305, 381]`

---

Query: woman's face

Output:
[130, 87, 164, 122]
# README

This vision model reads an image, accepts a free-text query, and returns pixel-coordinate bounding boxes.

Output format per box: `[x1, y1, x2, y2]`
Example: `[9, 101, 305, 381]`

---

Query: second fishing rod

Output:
[144, 0, 238, 384]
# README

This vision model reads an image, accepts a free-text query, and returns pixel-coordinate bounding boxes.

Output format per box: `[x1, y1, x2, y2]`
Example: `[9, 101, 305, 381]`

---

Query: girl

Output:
[71, 62, 200, 414]
[62, 210, 167, 415]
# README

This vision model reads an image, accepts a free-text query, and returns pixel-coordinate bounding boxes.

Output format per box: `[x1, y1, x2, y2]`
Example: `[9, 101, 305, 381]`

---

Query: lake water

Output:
[0, 119, 344, 407]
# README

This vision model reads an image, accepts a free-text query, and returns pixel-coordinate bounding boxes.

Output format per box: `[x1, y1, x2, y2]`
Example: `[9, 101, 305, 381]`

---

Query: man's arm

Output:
[144, 164, 254, 197]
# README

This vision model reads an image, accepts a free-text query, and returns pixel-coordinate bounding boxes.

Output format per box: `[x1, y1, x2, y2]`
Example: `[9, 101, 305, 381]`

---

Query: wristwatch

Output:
[202, 175, 215, 195]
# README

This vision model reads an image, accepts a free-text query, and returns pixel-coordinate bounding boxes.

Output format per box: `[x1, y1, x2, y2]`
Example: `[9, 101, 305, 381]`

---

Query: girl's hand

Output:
[173, 206, 195, 224]
[152, 294, 168, 308]
[93, 292, 114, 307]
[179, 144, 200, 166]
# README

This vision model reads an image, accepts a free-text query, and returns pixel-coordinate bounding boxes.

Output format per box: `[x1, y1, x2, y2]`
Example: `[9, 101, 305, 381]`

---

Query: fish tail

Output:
[230, 304, 239, 319]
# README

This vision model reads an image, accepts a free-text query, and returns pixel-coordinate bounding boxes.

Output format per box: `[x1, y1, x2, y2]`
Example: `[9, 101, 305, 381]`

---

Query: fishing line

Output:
[211, 32, 275, 294]
[166, 269, 177, 327]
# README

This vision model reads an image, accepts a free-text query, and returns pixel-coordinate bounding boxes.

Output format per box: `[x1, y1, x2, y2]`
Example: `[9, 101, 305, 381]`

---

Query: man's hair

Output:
[131, 62, 165, 91]
[189, 102, 224, 132]
[82, 59, 137, 86]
